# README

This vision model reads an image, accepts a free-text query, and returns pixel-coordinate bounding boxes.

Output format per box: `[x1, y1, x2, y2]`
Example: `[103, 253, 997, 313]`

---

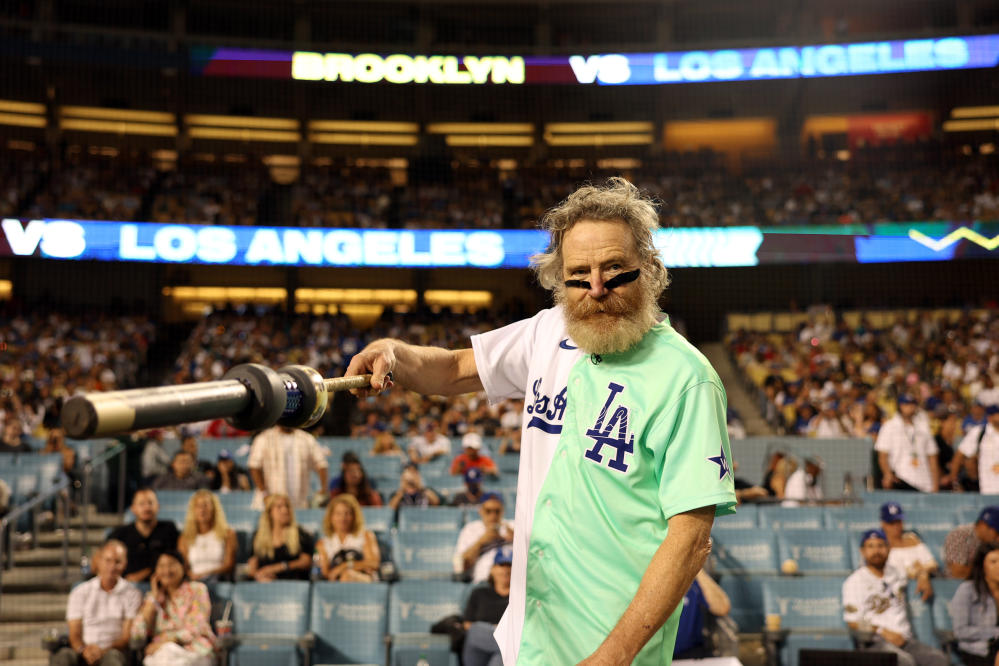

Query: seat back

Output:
[153, 489, 196, 510]
[762, 577, 846, 631]
[777, 530, 852, 575]
[361, 455, 403, 485]
[393, 530, 459, 579]
[363, 506, 395, 533]
[904, 508, 960, 533]
[310, 581, 389, 665]
[825, 507, 878, 532]
[397, 506, 465, 533]
[711, 527, 779, 575]
[906, 579, 938, 648]
[760, 506, 825, 530]
[232, 581, 311, 636]
[388, 581, 468, 634]
[720, 574, 778, 632]
[933, 578, 964, 634]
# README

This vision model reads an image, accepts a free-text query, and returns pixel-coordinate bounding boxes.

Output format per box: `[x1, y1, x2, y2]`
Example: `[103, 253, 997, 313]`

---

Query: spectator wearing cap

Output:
[451, 468, 488, 507]
[387, 462, 441, 511]
[453, 493, 513, 584]
[207, 449, 251, 493]
[875, 395, 940, 492]
[781, 455, 824, 507]
[944, 506, 999, 579]
[843, 529, 948, 666]
[808, 400, 849, 438]
[461, 545, 512, 666]
[879, 502, 938, 601]
[329, 452, 383, 507]
[951, 405, 999, 494]
[450, 433, 499, 477]
[408, 419, 451, 465]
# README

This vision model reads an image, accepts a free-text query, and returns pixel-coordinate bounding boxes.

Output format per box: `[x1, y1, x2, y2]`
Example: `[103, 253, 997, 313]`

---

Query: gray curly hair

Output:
[529, 177, 670, 293]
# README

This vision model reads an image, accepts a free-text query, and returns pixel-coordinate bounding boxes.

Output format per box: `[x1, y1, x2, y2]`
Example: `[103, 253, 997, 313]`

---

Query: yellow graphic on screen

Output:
[908, 227, 999, 252]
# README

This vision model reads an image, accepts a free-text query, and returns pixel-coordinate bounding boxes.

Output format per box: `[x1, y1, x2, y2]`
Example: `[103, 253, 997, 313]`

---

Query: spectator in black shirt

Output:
[151, 451, 208, 491]
[462, 545, 511, 666]
[107, 488, 180, 583]
[246, 493, 314, 582]
[451, 468, 487, 507]
[207, 449, 251, 493]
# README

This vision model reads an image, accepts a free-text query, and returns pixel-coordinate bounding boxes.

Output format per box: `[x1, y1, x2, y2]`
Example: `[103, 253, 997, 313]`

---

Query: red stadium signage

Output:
[846, 112, 933, 148]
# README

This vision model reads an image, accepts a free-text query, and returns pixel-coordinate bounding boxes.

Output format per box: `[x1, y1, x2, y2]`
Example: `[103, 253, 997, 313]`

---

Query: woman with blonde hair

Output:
[317, 494, 381, 582]
[246, 493, 313, 582]
[177, 489, 237, 582]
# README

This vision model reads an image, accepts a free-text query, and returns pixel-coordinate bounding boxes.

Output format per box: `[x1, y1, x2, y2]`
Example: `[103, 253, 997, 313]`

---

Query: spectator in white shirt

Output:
[951, 405, 999, 494]
[453, 492, 514, 583]
[875, 395, 940, 493]
[248, 425, 329, 510]
[782, 455, 824, 507]
[51, 539, 142, 666]
[842, 529, 947, 666]
[408, 419, 451, 465]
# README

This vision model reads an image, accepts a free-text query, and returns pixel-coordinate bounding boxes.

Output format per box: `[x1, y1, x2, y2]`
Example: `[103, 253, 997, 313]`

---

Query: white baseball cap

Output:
[462, 433, 483, 450]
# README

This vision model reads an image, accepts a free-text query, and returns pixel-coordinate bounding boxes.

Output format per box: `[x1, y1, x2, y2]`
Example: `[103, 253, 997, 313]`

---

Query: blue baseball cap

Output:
[978, 506, 999, 531]
[860, 528, 887, 546]
[880, 501, 905, 523]
[898, 394, 918, 406]
[494, 545, 513, 566]
[464, 468, 483, 485]
[217, 449, 232, 460]
[480, 492, 504, 505]
[986, 405, 999, 416]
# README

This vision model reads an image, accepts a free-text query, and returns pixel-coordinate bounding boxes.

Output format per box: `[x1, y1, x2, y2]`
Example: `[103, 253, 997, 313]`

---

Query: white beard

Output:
[556, 278, 659, 355]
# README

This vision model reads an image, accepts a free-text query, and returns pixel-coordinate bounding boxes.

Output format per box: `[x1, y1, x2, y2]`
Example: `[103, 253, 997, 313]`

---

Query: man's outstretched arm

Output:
[346, 340, 483, 396]
[579, 505, 715, 665]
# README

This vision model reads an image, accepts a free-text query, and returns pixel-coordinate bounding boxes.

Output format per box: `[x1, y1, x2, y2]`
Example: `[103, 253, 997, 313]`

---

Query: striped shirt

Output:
[248, 427, 328, 509]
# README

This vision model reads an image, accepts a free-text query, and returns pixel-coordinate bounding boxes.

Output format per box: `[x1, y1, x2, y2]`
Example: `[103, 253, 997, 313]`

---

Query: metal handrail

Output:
[0, 476, 71, 601]
[80, 442, 127, 562]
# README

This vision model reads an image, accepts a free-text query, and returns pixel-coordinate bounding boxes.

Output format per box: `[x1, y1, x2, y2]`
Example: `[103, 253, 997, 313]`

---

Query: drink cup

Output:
[765, 614, 782, 631]
[216, 620, 233, 637]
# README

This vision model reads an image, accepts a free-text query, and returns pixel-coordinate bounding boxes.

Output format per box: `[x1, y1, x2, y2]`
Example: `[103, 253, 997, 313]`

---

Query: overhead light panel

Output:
[544, 121, 654, 146]
[950, 106, 999, 119]
[0, 98, 46, 129]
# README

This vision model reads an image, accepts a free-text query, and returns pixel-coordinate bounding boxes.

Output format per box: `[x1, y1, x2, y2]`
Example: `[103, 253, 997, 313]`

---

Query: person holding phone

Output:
[131, 550, 214, 666]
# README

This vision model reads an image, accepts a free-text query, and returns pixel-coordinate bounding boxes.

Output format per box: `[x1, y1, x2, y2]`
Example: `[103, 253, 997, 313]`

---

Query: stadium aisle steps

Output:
[701, 342, 774, 436]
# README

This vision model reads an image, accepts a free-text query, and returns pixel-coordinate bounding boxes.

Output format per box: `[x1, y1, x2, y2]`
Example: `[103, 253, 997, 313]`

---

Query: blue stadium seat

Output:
[231, 524, 255, 564]
[218, 491, 255, 514]
[904, 508, 960, 533]
[363, 456, 404, 485]
[776, 530, 852, 575]
[720, 574, 779, 632]
[915, 529, 949, 569]
[319, 438, 369, 463]
[957, 506, 980, 525]
[296, 508, 326, 534]
[224, 506, 261, 528]
[419, 456, 451, 480]
[393, 530, 459, 579]
[908, 579, 938, 648]
[759, 506, 825, 530]
[310, 581, 389, 666]
[762, 577, 850, 666]
[0, 470, 38, 505]
[976, 495, 999, 510]
[715, 503, 759, 529]
[710, 527, 779, 575]
[859, 490, 928, 507]
[363, 506, 395, 533]
[397, 506, 465, 533]
[497, 455, 520, 475]
[388, 581, 467, 666]
[824, 507, 878, 532]
[153, 489, 196, 509]
[231, 581, 311, 666]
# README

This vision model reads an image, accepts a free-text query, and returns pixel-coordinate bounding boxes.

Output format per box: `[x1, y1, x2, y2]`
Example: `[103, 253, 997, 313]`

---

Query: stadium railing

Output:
[0, 475, 71, 602]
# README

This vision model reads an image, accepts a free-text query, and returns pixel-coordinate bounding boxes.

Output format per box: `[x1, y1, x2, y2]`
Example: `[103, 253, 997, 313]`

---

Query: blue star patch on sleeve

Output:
[707, 448, 731, 480]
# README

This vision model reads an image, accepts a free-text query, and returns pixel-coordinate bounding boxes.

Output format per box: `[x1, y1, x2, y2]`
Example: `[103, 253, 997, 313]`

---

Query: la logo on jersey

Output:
[584, 382, 635, 473]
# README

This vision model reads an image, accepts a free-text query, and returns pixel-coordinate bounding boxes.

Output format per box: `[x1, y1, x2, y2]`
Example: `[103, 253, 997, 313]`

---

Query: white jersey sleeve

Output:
[471, 309, 550, 403]
[958, 426, 983, 457]
[842, 570, 866, 624]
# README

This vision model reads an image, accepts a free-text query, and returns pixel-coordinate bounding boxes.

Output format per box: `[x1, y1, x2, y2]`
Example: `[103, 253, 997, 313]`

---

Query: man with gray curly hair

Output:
[347, 177, 736, 665]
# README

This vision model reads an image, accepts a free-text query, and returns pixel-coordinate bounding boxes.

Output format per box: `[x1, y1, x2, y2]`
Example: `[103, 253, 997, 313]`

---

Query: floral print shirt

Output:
[131, 580, 216, 656]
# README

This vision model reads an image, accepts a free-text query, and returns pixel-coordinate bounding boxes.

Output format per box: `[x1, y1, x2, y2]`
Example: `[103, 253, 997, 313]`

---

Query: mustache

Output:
[567, 291, 632, 318]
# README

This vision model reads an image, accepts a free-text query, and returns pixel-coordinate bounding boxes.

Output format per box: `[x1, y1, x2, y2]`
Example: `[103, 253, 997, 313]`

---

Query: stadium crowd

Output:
[3, 144, 996, 228]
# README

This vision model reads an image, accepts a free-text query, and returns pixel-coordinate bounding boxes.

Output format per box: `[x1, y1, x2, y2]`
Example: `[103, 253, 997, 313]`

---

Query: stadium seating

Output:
[710, 527, 779, 575]
[776, 530, 853, 576]
[720, 574, 778, 632]
[310, 581, 389, 666]
[231, 581, 313, 666]
[388, 581, 468, 666]
[397, 506, 465, 533]
[363, 506, 395, 533]
[716, 503, 759, 529]
[392, 530, 459, 579]
[760, 506, 825, 530]
[763, 577, 851, 666]
[904, 508, 961, 533]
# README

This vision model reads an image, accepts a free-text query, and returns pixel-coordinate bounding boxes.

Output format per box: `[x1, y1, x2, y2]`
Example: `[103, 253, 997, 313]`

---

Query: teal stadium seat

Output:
[153, 489, 196, 510]
[419, 456, 450, 480]
[397, 506, 465, 533]
[825, 507, 879, 532]
[776, 530, 852, 576]
[957, 506, 981, 526]
[904, 508, 960, 533]
[363, 456, 404, 486]
[760, 506, 825, 530]
[218, 491, 255, 514]
[763, 577, 851, 666]
[860, 490, 928, 507]
[296, 508, 326, 534]
[389, 581, 467, 666]
[310, 581, 389, 665]
[908, 578, 939, 648]
[393, 530, 459, 579]
[231, 581, 311, 666]
[497, 455, 520, 475]
[720, 574, 779, 632]
[710, 527, 779, 575]
[362, 506, 395, 533]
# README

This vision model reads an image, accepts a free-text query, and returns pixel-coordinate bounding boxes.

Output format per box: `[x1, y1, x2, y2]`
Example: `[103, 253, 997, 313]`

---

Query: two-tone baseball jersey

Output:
[842, 564, 912, 638]
[471, 306, 737, 665]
